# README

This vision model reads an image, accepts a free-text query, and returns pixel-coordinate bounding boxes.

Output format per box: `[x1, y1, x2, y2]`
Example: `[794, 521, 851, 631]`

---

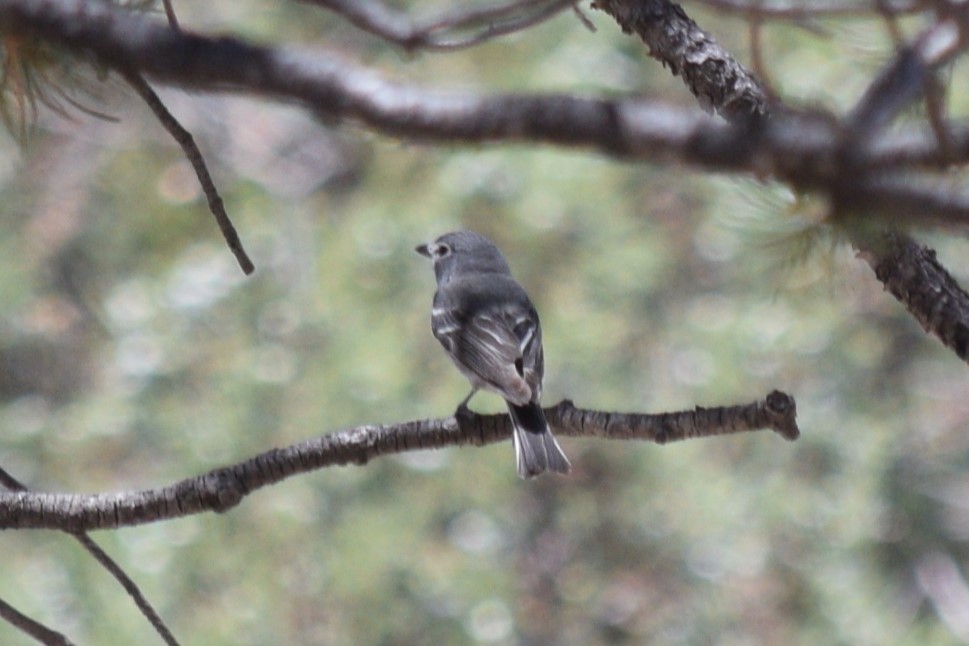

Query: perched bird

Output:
[416, 230, 571, 478]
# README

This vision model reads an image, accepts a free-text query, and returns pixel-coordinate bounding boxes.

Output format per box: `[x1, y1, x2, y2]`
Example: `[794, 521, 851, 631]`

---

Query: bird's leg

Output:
[455, 388, 478, 424]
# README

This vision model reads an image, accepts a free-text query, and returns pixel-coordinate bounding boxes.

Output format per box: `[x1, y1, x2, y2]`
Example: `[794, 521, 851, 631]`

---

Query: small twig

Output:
[118, 67, 255, 275]
[72, 534, 180, 646]
[747, 12, 778, 102]
[572, 4, 597, 32]
[846, 11, 969, 145]
[0, 596, 72, 646]
[305, 0, 578, 50]
[0, 466, 180, 646]
[161, 0, 179, 30]
[420, 0, 563, 33]
[876, 0, 905, 45]
[0, 468, 72, 646]
[0, 464, 24, 491]
[439, 0, 576, 49]
[843, 46, 928, 150]
[923, 72, 952, 160]
[54, 89, 120, 123]
[690, 0, 924, 20]
[837, 14, 968, 182]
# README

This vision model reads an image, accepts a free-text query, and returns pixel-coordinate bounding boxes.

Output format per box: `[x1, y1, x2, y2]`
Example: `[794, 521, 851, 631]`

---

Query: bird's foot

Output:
[454, 401, 476, 428]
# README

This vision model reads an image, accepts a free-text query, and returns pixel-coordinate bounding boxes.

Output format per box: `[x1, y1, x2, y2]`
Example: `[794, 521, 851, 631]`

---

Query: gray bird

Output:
[416, 230, 571, 478]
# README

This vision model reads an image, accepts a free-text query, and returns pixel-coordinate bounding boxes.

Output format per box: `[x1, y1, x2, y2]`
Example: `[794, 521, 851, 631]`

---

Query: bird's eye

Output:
[435, 244, 451, 258]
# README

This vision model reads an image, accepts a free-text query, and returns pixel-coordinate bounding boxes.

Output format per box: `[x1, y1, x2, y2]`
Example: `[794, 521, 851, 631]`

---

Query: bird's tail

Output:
[507, 401, 571, 478]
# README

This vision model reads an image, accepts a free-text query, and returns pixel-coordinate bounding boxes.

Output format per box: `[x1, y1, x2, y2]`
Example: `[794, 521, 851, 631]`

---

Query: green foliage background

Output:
[3, 3, 969, 644]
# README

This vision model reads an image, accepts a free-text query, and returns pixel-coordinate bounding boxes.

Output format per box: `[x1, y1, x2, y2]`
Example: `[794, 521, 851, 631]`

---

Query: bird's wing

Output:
[512, 310, 544, 400]
[432, 301, 533, 405]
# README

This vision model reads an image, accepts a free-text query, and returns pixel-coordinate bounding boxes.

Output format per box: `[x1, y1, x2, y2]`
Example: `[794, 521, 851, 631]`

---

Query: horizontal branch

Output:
[0, 0, 731, 155]
[0, 392, 798, 532]
[1, 2, 965, 184]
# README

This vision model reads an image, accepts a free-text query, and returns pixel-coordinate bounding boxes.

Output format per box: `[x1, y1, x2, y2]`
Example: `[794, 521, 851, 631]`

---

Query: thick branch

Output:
[1, 3, 968, 188]
[2, 2, 968, 172]
[4, 0, 969, 364]
[0, 0, 739, 158]
[590, 0, 969, 366]
[0, 392, 798, 532]
[591, 0, 769, 120]
[858, 232, 969, 361]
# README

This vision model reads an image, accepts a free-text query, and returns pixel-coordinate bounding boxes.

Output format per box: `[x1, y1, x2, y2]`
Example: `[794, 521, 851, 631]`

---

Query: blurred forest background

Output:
[4, 1, 969, 644]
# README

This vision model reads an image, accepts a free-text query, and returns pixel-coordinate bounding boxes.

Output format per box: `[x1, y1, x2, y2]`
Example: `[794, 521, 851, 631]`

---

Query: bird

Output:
[416, 230, 571, 478]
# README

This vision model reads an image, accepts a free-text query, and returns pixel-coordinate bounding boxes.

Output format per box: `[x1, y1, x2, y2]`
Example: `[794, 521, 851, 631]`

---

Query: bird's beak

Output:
[415, 243, 432, 258]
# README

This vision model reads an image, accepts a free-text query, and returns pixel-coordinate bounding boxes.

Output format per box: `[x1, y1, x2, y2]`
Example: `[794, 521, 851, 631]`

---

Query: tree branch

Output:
[0, 3, 961, 175]
[70, 533, 181, 646]
[591, 0, 769, 120]
[0, 596, 72, 646]
[4, 0, 969, 365]
[858, 231, 969, 361]
[0, 392, 798, 532]
[303, 0, 579, 51]
[691, 0, 925, 20]
[118, 67, 254, 275]
[586, 0, 969, 367]
[161, 0, 179, 30]
[0, 466, 181, 646]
